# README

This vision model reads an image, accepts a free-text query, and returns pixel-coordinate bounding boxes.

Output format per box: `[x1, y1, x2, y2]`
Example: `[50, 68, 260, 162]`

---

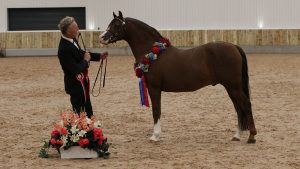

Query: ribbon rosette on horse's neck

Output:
[135, 37, 171, 107]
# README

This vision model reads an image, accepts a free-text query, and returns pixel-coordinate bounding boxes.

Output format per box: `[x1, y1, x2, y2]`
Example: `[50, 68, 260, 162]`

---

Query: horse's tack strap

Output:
[76, 69, 89, 103]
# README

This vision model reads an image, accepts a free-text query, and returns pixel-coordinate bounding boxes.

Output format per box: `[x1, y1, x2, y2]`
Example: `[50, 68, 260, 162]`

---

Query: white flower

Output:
[70, 126, 79, 134]
[70, 134, 80, 143]
[94, 121, 102, 128]
[62, 135, 68, 147]
[86, 117, 91, 124]
[78, 130, 87, 137]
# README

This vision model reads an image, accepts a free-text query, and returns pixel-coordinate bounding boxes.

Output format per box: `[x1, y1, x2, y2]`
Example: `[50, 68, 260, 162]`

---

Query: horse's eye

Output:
[115, 24, 122, 28]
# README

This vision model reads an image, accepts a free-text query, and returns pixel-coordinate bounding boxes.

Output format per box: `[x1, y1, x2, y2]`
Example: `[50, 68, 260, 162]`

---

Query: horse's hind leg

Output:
[148, 87, 162, 141]
[230, 101, 243, 141]
[225, 87, 257, 143]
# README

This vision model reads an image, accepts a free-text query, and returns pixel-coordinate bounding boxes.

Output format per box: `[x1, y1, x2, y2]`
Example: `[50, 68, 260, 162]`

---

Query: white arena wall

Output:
[1, 0, 300, 56]
[0, 0, 300, 31]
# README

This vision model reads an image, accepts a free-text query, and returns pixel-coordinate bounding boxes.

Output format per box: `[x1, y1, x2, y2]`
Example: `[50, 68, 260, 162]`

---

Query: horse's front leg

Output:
[148, 87, 162, 141]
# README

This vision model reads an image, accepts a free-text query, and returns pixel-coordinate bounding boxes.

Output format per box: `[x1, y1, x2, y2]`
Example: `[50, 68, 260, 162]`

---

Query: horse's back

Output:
[168, 41, 242, 74]
[200, 42, 244, 85]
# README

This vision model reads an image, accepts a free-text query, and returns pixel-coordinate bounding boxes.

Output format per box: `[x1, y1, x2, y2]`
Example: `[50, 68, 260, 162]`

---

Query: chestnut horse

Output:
[99, 11, 257, 143]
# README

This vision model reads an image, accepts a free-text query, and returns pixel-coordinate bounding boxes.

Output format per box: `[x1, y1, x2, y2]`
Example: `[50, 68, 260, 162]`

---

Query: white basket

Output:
[60, 146, 98, 159]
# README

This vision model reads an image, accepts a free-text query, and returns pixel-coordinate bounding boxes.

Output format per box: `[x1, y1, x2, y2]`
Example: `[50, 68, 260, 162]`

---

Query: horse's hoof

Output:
[247, 138, 256, 144]
[232, 137, 240, 141]
[150, 135, 160, 142]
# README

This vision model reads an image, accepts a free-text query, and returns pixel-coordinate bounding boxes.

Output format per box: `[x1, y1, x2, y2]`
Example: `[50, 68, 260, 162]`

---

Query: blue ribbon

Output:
[139, 78, 145, 106]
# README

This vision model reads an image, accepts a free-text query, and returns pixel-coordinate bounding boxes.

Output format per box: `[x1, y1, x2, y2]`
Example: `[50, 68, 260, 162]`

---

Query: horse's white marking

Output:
[150, 120, 161, 141]
[99, 30, 109, 44]
[233, 126, 242, 140]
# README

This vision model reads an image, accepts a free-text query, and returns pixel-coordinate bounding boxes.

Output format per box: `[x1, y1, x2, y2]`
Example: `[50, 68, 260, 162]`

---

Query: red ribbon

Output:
[76, 69, 90, 103]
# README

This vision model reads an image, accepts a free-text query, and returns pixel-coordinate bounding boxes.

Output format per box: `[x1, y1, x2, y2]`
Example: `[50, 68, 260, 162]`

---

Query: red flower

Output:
[93, 128, 103, 140]
[98, 140, 103, 145]
[94, 128, 102, 135]
[79, 138, 89, 147]
[100, 136, 107, 141]
[98, 136, 107, 145]
[60, 128, 68, 136]
[151, 46, 160, 54]
[82, 138, 89, 145]
[160, 38, 171, 47]
[56, 140, 63, 146]
[142, 57, 151, 65]
[135, 67, 143, 78]
[78, 139, 85, 147]
[50, 138, 56, 145]
[51, 130, 60, 137]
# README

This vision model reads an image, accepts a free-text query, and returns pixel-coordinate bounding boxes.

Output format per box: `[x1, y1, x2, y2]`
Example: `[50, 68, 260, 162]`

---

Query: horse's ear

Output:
[118, 11, 123, 19]
[113, 12, 117, 18]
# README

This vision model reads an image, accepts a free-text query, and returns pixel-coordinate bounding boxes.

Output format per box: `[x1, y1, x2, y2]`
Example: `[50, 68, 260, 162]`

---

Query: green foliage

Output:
[38, 141, 50, 158]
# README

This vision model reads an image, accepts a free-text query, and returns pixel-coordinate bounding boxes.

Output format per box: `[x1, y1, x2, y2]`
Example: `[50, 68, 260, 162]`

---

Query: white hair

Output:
[58, 16, 75, 34]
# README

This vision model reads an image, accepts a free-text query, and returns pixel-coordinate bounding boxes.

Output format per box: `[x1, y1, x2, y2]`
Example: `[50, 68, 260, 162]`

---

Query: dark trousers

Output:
[70, 90, 93, 118]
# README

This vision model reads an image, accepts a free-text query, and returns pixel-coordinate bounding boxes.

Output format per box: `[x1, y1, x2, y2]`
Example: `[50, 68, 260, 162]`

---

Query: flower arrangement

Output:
[135, 37, 171, 78]
[39, 111, 110, 159]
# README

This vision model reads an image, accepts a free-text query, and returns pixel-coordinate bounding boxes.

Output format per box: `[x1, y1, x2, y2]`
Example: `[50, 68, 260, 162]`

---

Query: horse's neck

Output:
[124, 20, 159, 62]
[127, 37, 154, 61]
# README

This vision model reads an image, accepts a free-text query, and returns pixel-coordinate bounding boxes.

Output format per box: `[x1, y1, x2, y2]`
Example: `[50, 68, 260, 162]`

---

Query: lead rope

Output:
[78, 32, 107, 97]
[92, 56, 107, 97]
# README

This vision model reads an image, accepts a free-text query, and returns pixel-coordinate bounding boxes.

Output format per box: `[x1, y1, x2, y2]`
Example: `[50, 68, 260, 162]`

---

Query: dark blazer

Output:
[57, 37, 101, 94]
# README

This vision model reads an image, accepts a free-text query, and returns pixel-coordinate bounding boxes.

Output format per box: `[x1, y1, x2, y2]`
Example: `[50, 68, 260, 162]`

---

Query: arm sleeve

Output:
[58, 49, 89, 76]
[90, 52, 101, 61]
[79, 49, 101, 61]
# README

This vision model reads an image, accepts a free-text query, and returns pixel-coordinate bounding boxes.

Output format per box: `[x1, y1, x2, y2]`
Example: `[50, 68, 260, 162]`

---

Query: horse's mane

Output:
[125, 17, 162, 38]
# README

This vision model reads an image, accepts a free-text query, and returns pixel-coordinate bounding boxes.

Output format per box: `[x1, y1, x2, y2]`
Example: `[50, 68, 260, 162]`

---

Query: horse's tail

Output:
[236, 45, 250, 130]
[236, 45, 250, 100]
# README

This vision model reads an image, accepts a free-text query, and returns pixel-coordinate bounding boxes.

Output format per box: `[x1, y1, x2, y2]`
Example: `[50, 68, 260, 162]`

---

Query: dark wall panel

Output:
[8, 7, 86, 31]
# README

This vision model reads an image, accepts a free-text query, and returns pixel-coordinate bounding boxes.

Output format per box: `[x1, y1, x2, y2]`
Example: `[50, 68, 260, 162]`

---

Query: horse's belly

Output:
[161, 79, 211, 92]
[150, 54, 216, 92]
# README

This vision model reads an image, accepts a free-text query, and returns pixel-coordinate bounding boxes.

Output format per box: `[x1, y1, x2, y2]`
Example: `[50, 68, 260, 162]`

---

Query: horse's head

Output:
[99, 11, 126, 45]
